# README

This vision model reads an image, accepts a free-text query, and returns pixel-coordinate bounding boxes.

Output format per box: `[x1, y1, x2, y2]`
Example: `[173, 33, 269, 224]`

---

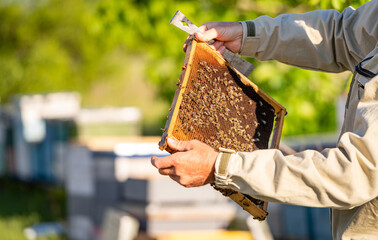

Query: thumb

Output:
[167, 138, 193, 152]
[196, 28, 219, 42]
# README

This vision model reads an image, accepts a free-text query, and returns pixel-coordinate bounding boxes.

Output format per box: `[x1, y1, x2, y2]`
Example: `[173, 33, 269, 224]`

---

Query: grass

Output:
[0, 178, 66, 240]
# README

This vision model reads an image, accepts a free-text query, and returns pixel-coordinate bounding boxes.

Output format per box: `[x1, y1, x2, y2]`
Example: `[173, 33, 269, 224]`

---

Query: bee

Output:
[199, 61, 207, 67]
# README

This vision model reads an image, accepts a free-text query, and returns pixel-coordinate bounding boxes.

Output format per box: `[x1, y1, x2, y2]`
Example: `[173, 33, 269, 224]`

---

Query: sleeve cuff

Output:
[214, 148, 240, 189]
[239, 21, 260, 57]
[239, 21, 248, 53]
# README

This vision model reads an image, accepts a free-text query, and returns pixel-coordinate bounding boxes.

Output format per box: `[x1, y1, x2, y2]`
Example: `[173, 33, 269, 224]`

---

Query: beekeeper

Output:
[151, 0, 378, 239]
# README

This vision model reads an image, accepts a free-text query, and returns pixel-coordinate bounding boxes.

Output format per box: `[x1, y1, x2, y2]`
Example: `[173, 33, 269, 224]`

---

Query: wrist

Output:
[206, 150, 219, 184]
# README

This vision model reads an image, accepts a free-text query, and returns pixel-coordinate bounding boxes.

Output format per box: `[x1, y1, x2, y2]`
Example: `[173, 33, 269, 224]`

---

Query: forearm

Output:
[214, 131, 378, 209]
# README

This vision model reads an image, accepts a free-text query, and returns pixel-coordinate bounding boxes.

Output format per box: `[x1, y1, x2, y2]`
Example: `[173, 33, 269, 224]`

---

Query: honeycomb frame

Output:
[159, 39, 286, 220]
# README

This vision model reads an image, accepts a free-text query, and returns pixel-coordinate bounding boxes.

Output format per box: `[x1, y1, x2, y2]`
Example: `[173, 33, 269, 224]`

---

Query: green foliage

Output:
[94, 0, 364, 136]
[0, 0, 369, 136]
[308, 0, 369, 10]
[0, 0, 107, 100]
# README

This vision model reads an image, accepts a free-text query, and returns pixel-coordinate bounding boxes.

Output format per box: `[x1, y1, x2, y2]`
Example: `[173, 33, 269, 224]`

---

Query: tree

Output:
[0, 0, 368, 136]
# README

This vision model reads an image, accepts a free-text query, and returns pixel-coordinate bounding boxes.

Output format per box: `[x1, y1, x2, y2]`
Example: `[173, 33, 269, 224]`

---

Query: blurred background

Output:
[0, 0, 369, 239]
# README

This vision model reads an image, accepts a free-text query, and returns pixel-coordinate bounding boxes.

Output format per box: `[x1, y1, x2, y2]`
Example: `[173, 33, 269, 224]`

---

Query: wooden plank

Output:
[159, 38, 196, 151]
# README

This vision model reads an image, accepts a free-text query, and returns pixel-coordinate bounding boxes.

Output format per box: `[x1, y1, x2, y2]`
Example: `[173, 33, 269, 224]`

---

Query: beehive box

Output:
[159, 39, 286, 220]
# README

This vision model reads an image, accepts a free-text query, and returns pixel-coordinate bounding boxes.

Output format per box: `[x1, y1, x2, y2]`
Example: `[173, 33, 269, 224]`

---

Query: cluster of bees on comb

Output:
[173, 60, 275, 152]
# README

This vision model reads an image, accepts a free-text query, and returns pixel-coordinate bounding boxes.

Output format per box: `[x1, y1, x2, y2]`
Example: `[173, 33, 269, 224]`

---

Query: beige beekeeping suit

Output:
[214, 1, 378, 239]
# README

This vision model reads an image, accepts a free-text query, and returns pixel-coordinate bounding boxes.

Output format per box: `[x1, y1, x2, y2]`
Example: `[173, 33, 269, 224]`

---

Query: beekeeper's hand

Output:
[183, 22, 243, 54]
[151, 138, 218, 187]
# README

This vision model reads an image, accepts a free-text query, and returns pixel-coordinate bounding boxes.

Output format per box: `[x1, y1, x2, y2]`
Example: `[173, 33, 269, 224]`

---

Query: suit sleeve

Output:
[239, 0, 378, 72]
[214, 74, 378, 209]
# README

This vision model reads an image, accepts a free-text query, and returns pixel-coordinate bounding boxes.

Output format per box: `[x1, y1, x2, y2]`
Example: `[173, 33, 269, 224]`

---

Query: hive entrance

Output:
[159, 39, 286, 220]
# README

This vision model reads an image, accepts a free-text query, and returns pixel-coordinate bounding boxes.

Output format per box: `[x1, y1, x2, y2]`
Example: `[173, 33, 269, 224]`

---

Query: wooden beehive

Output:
[159, 39, 286, 220]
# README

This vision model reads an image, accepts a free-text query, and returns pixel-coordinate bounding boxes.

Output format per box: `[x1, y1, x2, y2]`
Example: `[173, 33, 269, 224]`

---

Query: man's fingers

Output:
[184, 24, 208, 52]
[183, 35, 192, 52]
[198, 25, 207, 32]
[158, 167, 176, 176]
[196, 28, 219, 42]
[167, 138, 193, 152]
[151, 155, 174, 169]
[210, 41, 224, 51]
[169, 175, 181, 184]
[218, 45, 226, 54]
